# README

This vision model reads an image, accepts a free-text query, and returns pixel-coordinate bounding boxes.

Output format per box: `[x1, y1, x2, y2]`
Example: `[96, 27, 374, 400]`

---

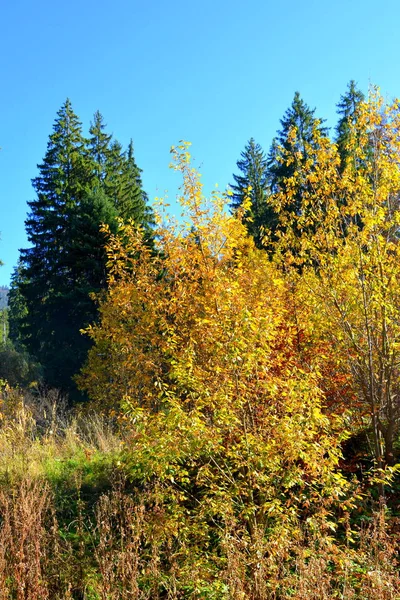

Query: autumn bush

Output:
[75, 136, 399, 596]
[271, 91, 400, 474]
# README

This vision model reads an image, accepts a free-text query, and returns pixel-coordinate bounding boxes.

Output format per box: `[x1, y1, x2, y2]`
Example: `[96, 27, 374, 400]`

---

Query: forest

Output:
[0, 82, 399, 598]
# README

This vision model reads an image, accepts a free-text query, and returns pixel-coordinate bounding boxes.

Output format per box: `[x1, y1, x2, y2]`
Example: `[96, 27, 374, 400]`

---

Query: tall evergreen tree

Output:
[4, 264, 42, 388]
[15, 101, 117, 399]
[53, 188, 119, 394]
[88, 110, 112, 183]
[11, 101, 155, 399]
[8, 261, 28, 350]
[103, 140, 126, 209]
[229, 138, 274, 247]
[89, 117, 154, 230]
[267, 92, 328, 214]
[335, 80, 365, 171]
[119, 140, 154, 232]
[103, 139, 154, 228]
[17, 100, 92, 395]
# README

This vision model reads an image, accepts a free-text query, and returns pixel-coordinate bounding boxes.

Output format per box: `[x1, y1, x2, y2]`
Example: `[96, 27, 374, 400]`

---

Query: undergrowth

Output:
[0, 384, 398, 599]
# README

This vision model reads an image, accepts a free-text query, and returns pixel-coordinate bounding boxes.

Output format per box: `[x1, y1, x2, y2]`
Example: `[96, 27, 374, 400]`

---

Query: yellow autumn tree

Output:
[273, 89, 400, 474]
[78, 143, 348, 594]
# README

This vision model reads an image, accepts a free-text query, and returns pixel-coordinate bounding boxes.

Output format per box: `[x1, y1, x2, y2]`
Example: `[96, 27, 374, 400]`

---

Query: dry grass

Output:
[0, 478, 397, 598]
[0, 385, 398, 598]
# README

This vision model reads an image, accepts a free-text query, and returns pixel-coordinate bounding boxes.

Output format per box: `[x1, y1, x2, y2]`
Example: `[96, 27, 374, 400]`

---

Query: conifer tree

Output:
[103, 140, 125, 207]
[334, 82, 367, 231]
[267, 92, 328, 221]
[11, 101, 154, 399]
[119, 140, 154, 233]
[229, 138, 274, 247]
[89, 117, 154, 229]
[53, 188, 119, 393]
[15, 101, 117, 398]
[88, 110, 112, 183]
[104, 139, 154, 229]
[19, 100, 91, 377]
[335, 80, 365, 171]
[8, 262, 28, 350]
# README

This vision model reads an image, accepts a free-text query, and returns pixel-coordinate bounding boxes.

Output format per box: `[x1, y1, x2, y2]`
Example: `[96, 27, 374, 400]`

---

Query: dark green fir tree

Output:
[55, 188, 119, 392]
[88, 110, 112, 183]
[12, 101, 154, 400]
[8, 261, 28, 350]
[119, 140, 154, 235]
[229, 138, 274, 248]
[267, 92, 328, 233]
[103, 140, 126, 208]
[335, 80, 365, 171]
[14, 101, 116, 399]
[104, 139, 154, 229]
[17, 100, 93, 396]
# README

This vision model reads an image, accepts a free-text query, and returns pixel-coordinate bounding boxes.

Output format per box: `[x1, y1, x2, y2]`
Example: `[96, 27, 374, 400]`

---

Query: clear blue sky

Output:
[1, 0, 400, 285]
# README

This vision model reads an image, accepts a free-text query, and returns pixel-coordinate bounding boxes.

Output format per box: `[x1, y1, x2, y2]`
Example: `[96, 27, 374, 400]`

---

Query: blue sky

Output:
[1, 0, 400, 285]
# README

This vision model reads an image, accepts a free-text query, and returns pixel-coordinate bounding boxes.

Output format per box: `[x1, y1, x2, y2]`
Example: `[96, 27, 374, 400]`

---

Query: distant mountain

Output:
[0, 287, 9, 310]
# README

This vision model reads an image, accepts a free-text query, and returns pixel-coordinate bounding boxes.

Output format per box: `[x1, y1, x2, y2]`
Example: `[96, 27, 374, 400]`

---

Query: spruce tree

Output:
[17, 100, 91, 395]
[335, 81, 368, 232]
[54, 188, 119, 394]
[103, 140, 125, 208]
[15, 101, 117, 399]
[8, 261, 28, 350]
[89, 117, 154, 229]
[119, 140, 154, 232]
[229, 138, 274, 247]
[4, 265, 42, 388]
[12, 101, 154, 399]
[267, 92, 328, 232]
[104, 139, 154, 229]
[88, 110, 112, 183]
[335, 80, 365, 171]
